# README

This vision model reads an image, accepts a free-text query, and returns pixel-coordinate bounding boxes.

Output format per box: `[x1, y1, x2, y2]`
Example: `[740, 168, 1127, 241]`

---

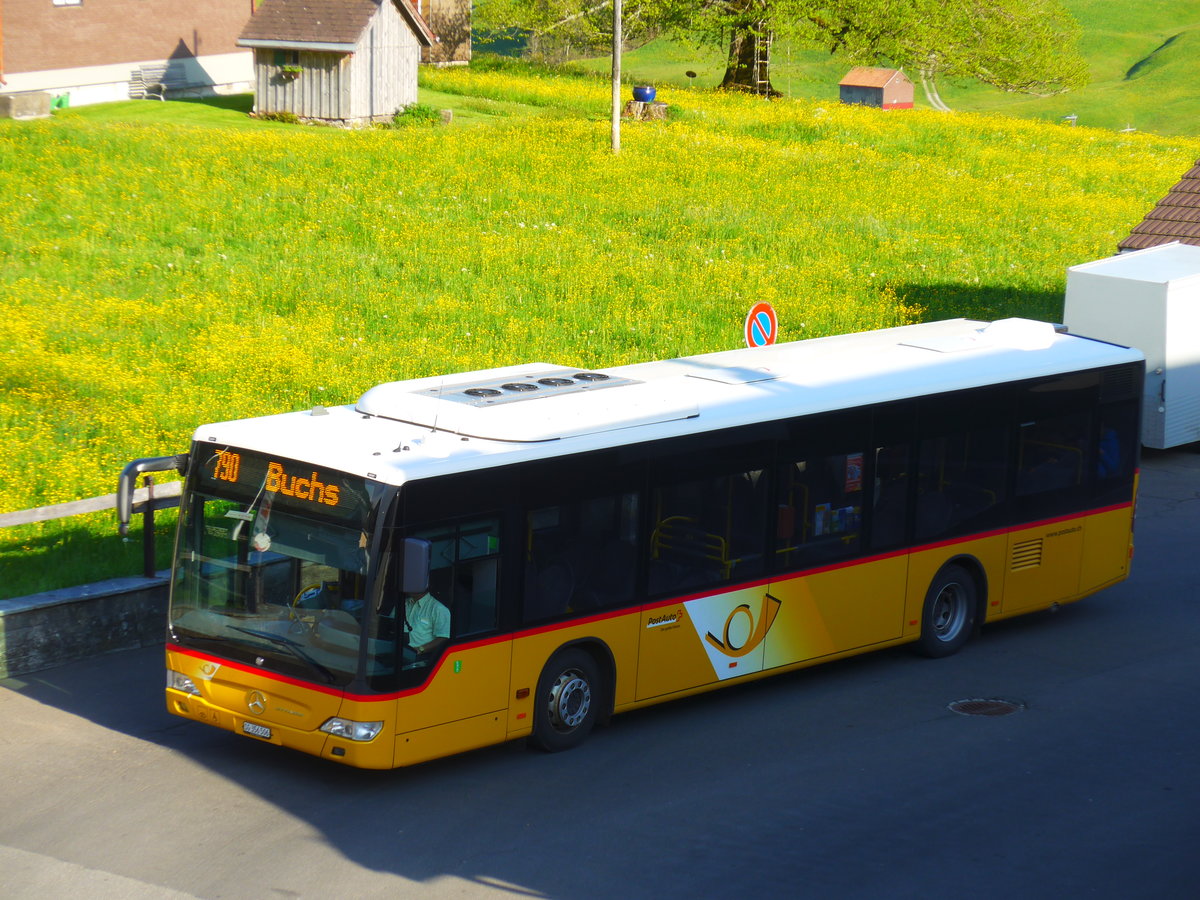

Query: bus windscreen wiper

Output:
[227, 626, 336, 684]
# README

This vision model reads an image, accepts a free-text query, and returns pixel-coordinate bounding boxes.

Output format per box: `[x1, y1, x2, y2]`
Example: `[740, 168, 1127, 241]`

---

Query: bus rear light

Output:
[167, 670, 201, 696]
[320, 717, 383, 742]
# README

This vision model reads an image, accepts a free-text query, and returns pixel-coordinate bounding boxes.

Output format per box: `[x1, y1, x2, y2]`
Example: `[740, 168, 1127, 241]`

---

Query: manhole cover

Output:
[948, 698, 1025, 717]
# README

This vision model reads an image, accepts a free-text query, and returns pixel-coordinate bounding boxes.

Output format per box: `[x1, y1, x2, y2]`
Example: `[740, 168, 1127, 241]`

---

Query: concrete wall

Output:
[0, 91, 50, 119]
[0, 574, 167, 679]
[2, 50, 252, 107]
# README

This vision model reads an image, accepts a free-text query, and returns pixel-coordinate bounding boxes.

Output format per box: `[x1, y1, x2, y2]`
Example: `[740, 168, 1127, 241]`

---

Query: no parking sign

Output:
[744, 302, 778, 348]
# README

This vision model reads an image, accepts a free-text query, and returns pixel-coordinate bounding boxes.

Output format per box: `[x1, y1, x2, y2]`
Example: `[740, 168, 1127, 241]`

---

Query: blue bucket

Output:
[632, 85, 656, 103]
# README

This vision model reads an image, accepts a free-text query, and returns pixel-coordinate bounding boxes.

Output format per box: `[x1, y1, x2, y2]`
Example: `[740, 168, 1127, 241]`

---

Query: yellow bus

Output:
[155, 318, 1142, 768]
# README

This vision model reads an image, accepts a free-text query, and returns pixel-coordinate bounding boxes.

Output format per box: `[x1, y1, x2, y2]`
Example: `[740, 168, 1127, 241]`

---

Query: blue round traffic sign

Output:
[744, 302, 778, 348]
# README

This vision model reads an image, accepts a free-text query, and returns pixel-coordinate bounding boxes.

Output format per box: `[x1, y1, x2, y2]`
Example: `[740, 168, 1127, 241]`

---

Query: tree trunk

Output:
[720, 24, 777, 96]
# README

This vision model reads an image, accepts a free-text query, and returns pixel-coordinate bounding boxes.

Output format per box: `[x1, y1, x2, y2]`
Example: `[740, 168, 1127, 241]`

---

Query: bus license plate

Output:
[242, 721, 272, 740]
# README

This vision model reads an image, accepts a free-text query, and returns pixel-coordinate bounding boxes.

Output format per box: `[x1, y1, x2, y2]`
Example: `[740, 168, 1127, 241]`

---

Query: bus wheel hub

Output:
[550, 671, 591, 729]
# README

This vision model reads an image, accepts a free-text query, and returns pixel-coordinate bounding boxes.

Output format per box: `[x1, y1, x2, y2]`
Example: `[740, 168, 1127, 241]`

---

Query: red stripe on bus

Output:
[169, 644, 349, 699]
[171, 499, 1133, 704]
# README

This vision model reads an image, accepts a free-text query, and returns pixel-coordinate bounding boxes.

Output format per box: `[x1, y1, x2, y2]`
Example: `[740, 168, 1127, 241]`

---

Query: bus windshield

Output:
[169, 449, 386, 687]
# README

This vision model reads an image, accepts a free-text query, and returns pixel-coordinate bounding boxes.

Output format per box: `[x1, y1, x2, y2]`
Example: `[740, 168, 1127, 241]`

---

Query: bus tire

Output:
[530, 647, 600, 753]
[917, 564, 977, 658]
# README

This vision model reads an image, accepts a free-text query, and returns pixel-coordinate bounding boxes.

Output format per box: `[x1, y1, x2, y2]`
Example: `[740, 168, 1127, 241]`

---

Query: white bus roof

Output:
[194, 318, 1143, 485]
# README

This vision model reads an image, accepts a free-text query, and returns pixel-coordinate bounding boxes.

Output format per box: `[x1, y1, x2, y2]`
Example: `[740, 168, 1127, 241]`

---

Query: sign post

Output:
[611, 0, 622, 154]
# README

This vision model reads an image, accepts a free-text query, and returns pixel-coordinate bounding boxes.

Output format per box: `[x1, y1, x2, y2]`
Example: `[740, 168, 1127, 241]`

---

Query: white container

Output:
[1065, 242, 1200, 449]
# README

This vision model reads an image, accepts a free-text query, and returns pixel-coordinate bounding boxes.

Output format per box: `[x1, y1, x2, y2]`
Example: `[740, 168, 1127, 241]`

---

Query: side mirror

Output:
[401, 538, 431, 595]
[117, 454, 189, 537]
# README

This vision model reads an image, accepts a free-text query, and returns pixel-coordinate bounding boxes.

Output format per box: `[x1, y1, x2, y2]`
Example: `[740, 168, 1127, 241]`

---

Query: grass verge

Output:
[3, 62, 1198, 597]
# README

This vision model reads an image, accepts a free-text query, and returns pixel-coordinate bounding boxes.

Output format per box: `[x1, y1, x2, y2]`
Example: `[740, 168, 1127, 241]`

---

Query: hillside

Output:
[939, 0, 1200, 135]
[2, 63, 1199, 595]
[562, 0, 1200, 136]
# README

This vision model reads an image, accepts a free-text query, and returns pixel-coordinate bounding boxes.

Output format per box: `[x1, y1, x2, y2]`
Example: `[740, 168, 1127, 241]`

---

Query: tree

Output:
[475, 0, 1089, 105]
[475, 0, 650, 62]
[792, 0, 1089, 109]
[692, 0, 778, 94]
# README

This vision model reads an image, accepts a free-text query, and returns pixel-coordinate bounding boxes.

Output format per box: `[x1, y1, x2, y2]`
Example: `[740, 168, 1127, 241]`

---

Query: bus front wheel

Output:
[530, 648, 600, 752]
[917, 564, 977, 658]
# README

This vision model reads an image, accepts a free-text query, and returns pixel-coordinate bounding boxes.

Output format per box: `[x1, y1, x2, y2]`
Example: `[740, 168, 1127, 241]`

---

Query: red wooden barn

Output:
[839, 67, 913, 110]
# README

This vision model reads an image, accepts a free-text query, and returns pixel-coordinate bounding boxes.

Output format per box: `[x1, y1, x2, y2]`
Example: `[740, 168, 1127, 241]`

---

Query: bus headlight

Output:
[167, 669, 201, 696]
[320, 717, 383, 742]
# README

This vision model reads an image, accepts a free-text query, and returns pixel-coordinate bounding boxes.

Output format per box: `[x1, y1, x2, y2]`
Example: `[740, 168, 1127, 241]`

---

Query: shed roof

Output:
[839, 67, 910, 89]
[1119, 161, 1200, 252]
[239, 0, 434, 50]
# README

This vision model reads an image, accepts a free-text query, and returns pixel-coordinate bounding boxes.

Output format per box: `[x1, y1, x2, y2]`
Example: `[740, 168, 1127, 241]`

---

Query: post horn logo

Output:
[247, 690, 267, 716]
[705, 592, 782, 658]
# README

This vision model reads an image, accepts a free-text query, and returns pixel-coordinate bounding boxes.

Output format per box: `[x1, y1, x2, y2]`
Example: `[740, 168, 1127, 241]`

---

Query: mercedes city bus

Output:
[142, 318, 1142, 768]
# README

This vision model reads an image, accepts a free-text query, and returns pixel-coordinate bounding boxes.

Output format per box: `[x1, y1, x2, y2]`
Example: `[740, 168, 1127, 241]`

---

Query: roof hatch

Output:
[900, 318, 1058, 353]
[356, 368, 699, 442]
[415, 368, 638, 407]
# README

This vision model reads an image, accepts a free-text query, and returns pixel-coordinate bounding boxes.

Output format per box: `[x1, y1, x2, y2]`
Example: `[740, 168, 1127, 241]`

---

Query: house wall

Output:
[2, 0, 253, 103]
[252, 48, 352, 121]
[4, 0, 251, 72]
[348, 0, 421, 119]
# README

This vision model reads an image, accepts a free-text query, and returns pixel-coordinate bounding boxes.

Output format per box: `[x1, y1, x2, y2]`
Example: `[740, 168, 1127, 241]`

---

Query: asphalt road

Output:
[2, 447, 1198, 900]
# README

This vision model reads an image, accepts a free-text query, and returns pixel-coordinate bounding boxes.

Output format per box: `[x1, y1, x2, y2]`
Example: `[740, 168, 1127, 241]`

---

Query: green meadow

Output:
[565, 0, 1200, 137]
[2, 57, 1198, 598]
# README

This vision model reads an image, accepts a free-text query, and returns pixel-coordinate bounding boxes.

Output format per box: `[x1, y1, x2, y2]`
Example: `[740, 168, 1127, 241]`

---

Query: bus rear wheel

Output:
[530, 648, 600, 753]
[917, 564, 978, 658]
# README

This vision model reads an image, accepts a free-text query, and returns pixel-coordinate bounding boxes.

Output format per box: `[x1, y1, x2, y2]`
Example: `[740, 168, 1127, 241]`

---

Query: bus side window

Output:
[1095, 399, 1138, 486]
[409, 517, 501, 640]
[775, 452, 863, 569]
[915, 426, 1008, 542]
[1012, 372, 1101, 520]
[648, 470, 767, 595]
[524, 492, 639, 622]
[913, 386, 1011, 543]
[871, 444, 910, 551]
[1017, 414, 1091, 494]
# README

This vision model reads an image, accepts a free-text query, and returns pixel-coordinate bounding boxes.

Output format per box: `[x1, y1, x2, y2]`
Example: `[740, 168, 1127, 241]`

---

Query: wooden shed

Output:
[838, 67, 913, 110]
[238, 0, 435, 126]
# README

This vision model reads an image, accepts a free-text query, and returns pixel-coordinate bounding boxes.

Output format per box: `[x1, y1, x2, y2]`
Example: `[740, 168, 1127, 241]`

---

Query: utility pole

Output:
[611, 0, 622, 153]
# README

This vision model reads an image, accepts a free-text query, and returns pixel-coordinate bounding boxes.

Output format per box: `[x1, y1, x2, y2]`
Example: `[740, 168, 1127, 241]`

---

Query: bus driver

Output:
[404, 590, 450, 659]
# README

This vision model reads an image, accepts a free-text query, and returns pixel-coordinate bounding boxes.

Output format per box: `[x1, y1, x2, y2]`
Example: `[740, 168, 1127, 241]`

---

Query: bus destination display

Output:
[198, 447, 370, 521]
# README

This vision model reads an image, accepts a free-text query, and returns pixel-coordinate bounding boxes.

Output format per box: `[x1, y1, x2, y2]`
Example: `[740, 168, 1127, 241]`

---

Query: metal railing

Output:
[1, 455, 189, 579]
